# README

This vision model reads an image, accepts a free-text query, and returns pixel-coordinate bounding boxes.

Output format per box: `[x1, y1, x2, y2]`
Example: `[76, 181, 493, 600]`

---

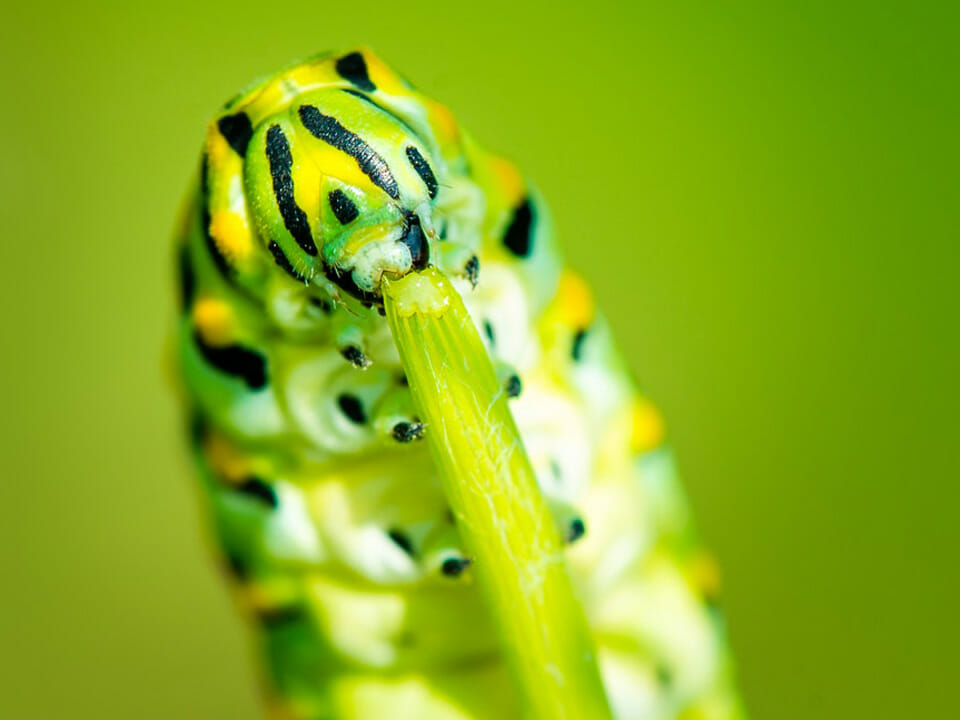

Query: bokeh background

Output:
[1, 1, 956, 718]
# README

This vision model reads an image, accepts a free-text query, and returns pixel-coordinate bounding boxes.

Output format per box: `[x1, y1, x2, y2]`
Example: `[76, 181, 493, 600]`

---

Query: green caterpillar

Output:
[174, 48, 744, 720]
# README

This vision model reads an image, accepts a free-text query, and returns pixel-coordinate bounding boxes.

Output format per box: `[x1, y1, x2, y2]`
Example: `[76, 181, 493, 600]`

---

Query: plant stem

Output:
[383, 268, 613, 720]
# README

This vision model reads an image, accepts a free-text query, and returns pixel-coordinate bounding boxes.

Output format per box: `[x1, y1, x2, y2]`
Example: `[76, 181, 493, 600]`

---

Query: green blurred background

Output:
[1, 1, 956, 717]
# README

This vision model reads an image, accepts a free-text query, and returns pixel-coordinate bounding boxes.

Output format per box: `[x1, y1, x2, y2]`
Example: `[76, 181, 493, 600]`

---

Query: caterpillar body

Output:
[175, 49, 744, 720]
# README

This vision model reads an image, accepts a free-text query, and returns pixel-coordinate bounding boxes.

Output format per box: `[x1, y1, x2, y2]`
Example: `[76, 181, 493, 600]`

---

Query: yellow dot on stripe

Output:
[192, 297, 234, 347]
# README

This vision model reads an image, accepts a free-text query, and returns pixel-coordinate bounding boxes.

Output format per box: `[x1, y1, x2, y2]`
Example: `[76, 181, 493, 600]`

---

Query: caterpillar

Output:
[174, 48, 745, 720]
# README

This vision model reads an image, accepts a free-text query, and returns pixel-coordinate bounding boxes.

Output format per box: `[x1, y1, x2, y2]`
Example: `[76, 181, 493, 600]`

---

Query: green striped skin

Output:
[174, 48, 745, 720]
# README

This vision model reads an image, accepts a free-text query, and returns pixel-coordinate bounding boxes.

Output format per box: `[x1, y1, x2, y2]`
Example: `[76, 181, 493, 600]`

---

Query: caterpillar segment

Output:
[175, 48, 745, 719]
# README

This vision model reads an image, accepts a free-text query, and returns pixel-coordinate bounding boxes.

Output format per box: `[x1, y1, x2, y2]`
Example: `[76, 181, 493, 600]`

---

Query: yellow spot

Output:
[556, 270, 595, 328]
[631, 397, 665, 453]
[192, 297, 234, 347]
[209, 210, 253, 263]
[286, 61, 338, 91]
[205, 124, 231, 167]
[688, 552, 722, 602]
[203, 430, 250, 482]
[361, 48, 408, 96]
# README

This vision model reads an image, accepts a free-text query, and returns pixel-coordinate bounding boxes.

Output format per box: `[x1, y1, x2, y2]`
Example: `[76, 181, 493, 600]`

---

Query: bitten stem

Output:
[383, 267, 612, 720]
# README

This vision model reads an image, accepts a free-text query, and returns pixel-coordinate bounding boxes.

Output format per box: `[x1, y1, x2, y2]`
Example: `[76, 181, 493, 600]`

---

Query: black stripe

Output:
[178, 244, 195, 310]
[236, 477, 278, 508]
[405, 146, 438, 199]
[265, 125, 318, 256]
[193, 331, 268, 390]
[217, 112, 253, 156]
[503, 197, 535, 257]
[298, 105, 399, 199]
[328, 189, 359, 224]
[268, 240, 306, 282]
[200, 156, 233, 278]
[335, 52, 375, 91]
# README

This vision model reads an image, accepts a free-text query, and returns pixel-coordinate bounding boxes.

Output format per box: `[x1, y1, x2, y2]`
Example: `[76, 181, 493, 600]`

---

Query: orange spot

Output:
[192, 298, 234, 347]
[631, 398, 665, 453]
[489, 155, 525, 204]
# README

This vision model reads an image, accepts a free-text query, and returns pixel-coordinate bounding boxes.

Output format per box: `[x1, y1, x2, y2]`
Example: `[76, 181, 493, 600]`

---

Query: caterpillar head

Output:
[242, 87, 442, 303]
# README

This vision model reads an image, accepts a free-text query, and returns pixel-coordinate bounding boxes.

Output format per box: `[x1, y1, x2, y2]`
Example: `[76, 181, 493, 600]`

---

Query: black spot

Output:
[503, 197, 535, 257]
[441, 557, 472, 577]
[464, 255, 479, 287]
[571, 328, 589, 362]
[193, 331, 267, 390]
[337, 393, 366, 423]
[265, 125, 318, 255]
[217, 112, 253, 156]
[178, 245, 195, 310]
[505, 375, 522, 398]
[335, 52, 375, 92]
[566, 517, 586, 544]
[340, 345, 370, 368]
[397, 372, 409, 387]
[392, 421, 425, 443]
[268, 240, 307, 282]
[224, 552, 249, 579]
[399, 213, 429, 270]
[237, 477, 278, 509]
[387, 528, 415, 555]
[483, 320, 496, 345]
[189, 412, 207, 445]
[329, 189, 359, 224]
[298, 105, 399, 199]
[405, 145, 438, 199]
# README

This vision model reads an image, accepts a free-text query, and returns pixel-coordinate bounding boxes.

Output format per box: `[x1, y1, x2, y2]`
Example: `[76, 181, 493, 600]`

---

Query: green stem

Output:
[383, 268, 612, 720]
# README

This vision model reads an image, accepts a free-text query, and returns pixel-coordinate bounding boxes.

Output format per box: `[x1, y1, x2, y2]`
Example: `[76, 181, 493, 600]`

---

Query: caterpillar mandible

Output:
[174, 48, 745, 720]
